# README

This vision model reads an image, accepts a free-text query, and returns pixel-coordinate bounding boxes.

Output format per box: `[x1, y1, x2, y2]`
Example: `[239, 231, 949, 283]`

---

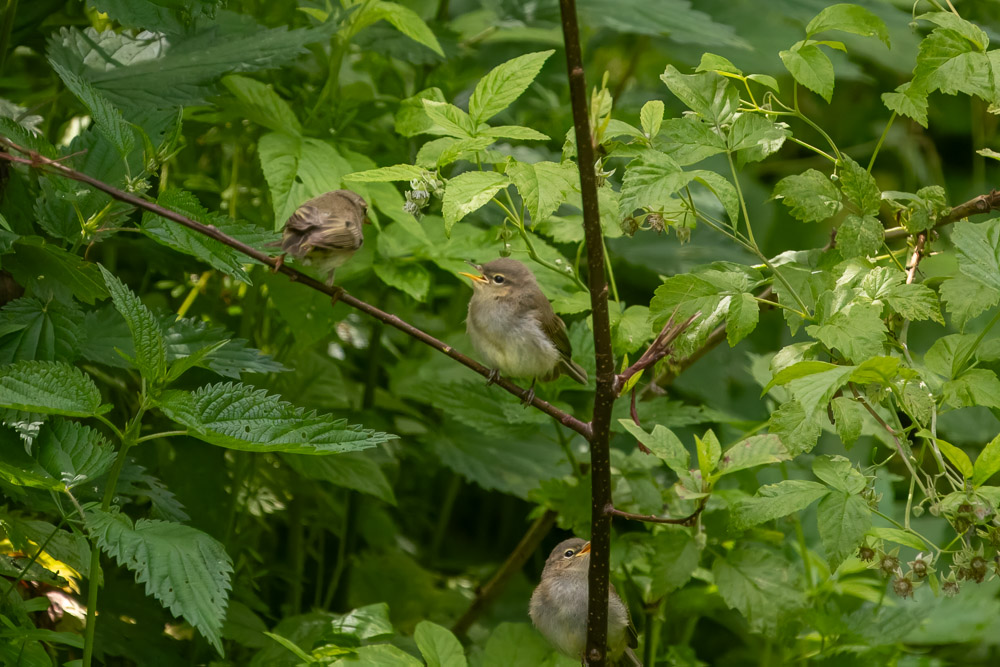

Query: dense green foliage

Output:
[4, 0, 1000, 664]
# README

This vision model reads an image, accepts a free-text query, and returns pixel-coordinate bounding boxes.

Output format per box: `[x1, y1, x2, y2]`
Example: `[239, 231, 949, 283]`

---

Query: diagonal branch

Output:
[0, 136, 591, 438]
[557, 1, 615, 664]
[614, 313, 699, 396]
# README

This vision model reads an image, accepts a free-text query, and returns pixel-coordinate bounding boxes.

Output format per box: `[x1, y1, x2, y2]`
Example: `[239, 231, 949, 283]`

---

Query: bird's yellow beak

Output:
[460, 260, 487, 284]
[576, 542, 591, 556]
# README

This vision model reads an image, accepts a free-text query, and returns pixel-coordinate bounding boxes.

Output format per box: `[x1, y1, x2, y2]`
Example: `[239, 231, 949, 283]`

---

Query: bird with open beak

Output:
[273, 189, 370, 286]
[530, 538, 641, 665]
[460, 258, 588, 403]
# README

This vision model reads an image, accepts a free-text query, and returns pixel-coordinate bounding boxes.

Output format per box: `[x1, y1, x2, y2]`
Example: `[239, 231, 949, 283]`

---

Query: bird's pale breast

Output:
[466, 295, 560, 379]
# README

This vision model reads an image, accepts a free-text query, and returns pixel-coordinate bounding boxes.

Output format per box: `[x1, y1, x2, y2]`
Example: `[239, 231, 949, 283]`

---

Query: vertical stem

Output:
[0, 0, 18, 74]
[558, 2, 616, 664]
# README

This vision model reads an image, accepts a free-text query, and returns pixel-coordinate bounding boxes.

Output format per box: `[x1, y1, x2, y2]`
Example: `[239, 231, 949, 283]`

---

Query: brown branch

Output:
[0, 137, 591, 438]
[613, 313, 699, 395]
[606, 498, 706, 527]
[885, 188, 1000, 241]
[905, 233, 927, 284]
[451, 509, 557, 638]
[557, 1, 615, 664]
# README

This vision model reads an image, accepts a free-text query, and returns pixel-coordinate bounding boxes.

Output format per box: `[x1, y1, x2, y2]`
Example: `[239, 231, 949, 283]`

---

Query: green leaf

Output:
[780, 42, 835, 102]
[478, 622, 573, 666]
[157, 382, 396, 454]
[4, 237, 108, 305]
[330, 603, 395, 641]
[812, 455, 866, 494]
[620, 150, 691, 214]
[939, 276, 1000, 330]
[0, 361, 107, 417]
[817, 491, 872, 569]
[768, 400, 822, 455]
[357, 1, 444, 56]
[952, 220, 1000, 293]
[783, 364, 854, 418]
[695, 429, 721, 479]
[882, 83, 928, 128]
[35, 419, 114, 489]
[911, 28, 991, 101]
[731, 479, 830, 529]
[973, 433, 1000, 487]
[830, 396, 865, 446]
[283, 452, 396, 505]
[836, 214, 884, 258]
[805, 303, 886, 363]
[660, 66, 739, 125]
[806, 4, 891, 47]
[611, 305, 653, 355]
[86, 509, 233, 655]
[221, 75, 301, 134]
[0, 297, 84, 364]
[421, 101, 475, 138]
[713, 548, 806, 634]
[839, 155, 881, 216]
[725, 292, 759, 346]
[163, 316, 286, 379]
[468, 51, 554, 124]
[507, 161, 578, 226]
[99, 265, 167, 383]
[692, 171, 740, 225]
[696, 53, 742, 75]
[580, 0, 749, 48]
[640, 100, 665, 140]
[373, 261, 430, 302]
[657, 117, 727, 166]
[258, 133, 349, 229]
[50, 61, 135, 157]
[943, 369, 1000, 409]
[441, 171, 509, 233]
[618, 421, 690, 475]
[727, 114, 789, 165]
[772, 169, 841, 223]
[344, 164, 427, 183]
[868, 527, 929, 552]
[936, 438, 973, 479]
[414, 621, 467, 667]
[715, 434, 790, 478]
[0, 426, 61, 490]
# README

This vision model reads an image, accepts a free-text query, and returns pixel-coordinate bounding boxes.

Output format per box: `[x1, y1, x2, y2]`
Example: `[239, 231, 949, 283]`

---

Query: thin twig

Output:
[557, 1, 616, 663]
[885, 189, 1000, 241]
[906, 233, 927, 284]
[614, 313, 699, 395]
[605, 499, 706, 527]
[0, 137, 591, 438]
[451, 510, 557, 637]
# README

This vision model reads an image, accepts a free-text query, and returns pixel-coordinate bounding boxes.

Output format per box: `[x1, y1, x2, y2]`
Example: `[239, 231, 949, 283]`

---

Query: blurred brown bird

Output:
[274, 189, 369, 286]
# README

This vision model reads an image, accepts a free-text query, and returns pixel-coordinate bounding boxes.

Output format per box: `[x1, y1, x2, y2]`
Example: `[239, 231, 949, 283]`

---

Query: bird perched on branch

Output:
[273, 189, 369, 286]
[530, 538, 641, 665]
[460, 258, 587, 403]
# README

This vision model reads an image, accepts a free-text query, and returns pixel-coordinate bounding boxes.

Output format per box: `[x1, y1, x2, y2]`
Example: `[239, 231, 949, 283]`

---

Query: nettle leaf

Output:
[0, 296, 85, 364]
[414, 621, 467, 667]
[713, 548, 806, 634]
[780, 42, 835, 102]
[35, 419, 114, 489]
[258, 133, 350, 229]
[660, 66, 739, 125]
[731, 479, 830, 529]
[163, 316, 286, 379]
[0, 361, 107, 417]
[806, 4, 891, 47]
[49, 61, 136, 158]
[86, 509, 233, 655]
[355, 1, 444, 57]
[838, 156, 880, 216]
[221, 75, 300, 134]
[5, 237, 108, 305]
[99, 266, 167, 383]
[506, 161, 578, 226]
[0, 426, 61, 490]
[817, 491, 871, 569]
[441, 171, 509, 234]
[952, 219, 1000, 293]
[157, 382, 396, 454]
[468, 50, 554, 124]
[772, 170, 841, 223]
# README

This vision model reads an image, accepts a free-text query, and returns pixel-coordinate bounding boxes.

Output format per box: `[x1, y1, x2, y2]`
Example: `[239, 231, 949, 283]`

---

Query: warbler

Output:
[529, 538, 641, 665]
[274, 189, 369, 285]
[460, 258, 588, 402]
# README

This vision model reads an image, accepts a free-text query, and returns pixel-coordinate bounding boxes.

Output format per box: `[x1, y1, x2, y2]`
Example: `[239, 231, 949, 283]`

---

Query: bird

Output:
[529, 538, 641, 666]
[273, 189, 369, 286]
[460, 258, 588, 403]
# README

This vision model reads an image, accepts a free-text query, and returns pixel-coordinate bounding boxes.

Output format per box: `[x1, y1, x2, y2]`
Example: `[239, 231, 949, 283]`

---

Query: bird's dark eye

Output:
[563, 549, 574, 558]
[493, 275, 505, 284]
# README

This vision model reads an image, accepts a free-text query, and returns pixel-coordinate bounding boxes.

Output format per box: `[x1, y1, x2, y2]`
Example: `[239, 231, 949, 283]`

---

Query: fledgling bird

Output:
[274, 189, 369, 286]
[460, 258, 588, 403]
[529, 538, 641, 666]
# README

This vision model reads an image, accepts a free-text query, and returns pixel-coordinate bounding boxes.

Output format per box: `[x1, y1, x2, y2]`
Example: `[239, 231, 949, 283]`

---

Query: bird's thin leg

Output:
[484, 368, 501, 386]
[521, 378, 536, 407]
[325, 269, 336, 287]
[271, 253, 286, 273]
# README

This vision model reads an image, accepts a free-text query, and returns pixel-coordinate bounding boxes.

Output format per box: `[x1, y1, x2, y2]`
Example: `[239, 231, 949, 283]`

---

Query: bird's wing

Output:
[282, 205, 361, 253]
[539, 310, 589, 384]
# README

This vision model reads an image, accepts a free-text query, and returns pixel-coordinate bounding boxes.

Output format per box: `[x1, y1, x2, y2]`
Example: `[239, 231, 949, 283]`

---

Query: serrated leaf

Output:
[4, 237, 108, 305]
[478, 125, 549, 141]
[660, 66, 739, 124]
[507, 161, 578, 226]
[725, 292, 758, 346]
[415, 621, 467, 667]
[0, 297, 85, 364]
[713, 548, 806, 634]
[163, 316, 286, 379]
[49, 60, 136, 157]
[0, 361, 107, 417]
[656, 117, 727, 166]
[715, 434, 789, 478]
[943, 369, 1000, 409]
[221, 74, 300, 134]
[696, 53, 742, 75]
[973, 432, 1000, 487]
[0, 426, 61, 490]
[727, 114, 789, 165]
[373, 261, 430, 301]
[806, 4, 891, 47]
[830, 396, 865, 446]
[911, 28, 991, 100]
[619, 420, 690, 475]
[768, 399, 822, 455]
[330, 603, 395, 641]
[344, 164, 427, 183]
[836, 214, 883, 258]
[805, 303, 886, 363]
[731, 479, 830, 529]
[357, 1, 443, 56]
[953, 219, 1000, 293]
[441, 171, 509, 233]
[936, 438, 973, 478]
[283, 452, 396, 504]
[839, 155, 880, 215]
[772, 169, 841, 222]
[422, 101, 475, 138]
[640, 100, 664, 140]
[468, 51, 554, 124]
[939, 276, 999, 330]
[157, 382, 396, 454]
[780, 42, 835, 102]
[881, 83, 928, 128]
[35, 419, 115, 489]
[813, 455, 866, 494]
[86, 509, 232, 655]
[692, 170, 739, 225]
[817, 491, 871, 569]
[620, 150, 692, 214]
[99, 265, 167, 383]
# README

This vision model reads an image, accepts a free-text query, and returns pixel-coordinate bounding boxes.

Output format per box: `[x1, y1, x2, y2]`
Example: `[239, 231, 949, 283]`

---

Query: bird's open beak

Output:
[459, 260, 487, 284]
[576, 542, 591, 556]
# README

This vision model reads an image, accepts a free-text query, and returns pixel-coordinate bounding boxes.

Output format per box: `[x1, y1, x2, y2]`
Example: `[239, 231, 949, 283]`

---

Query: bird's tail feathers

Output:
[561, 358, 589, 385]
[621, 646, 643, 666]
